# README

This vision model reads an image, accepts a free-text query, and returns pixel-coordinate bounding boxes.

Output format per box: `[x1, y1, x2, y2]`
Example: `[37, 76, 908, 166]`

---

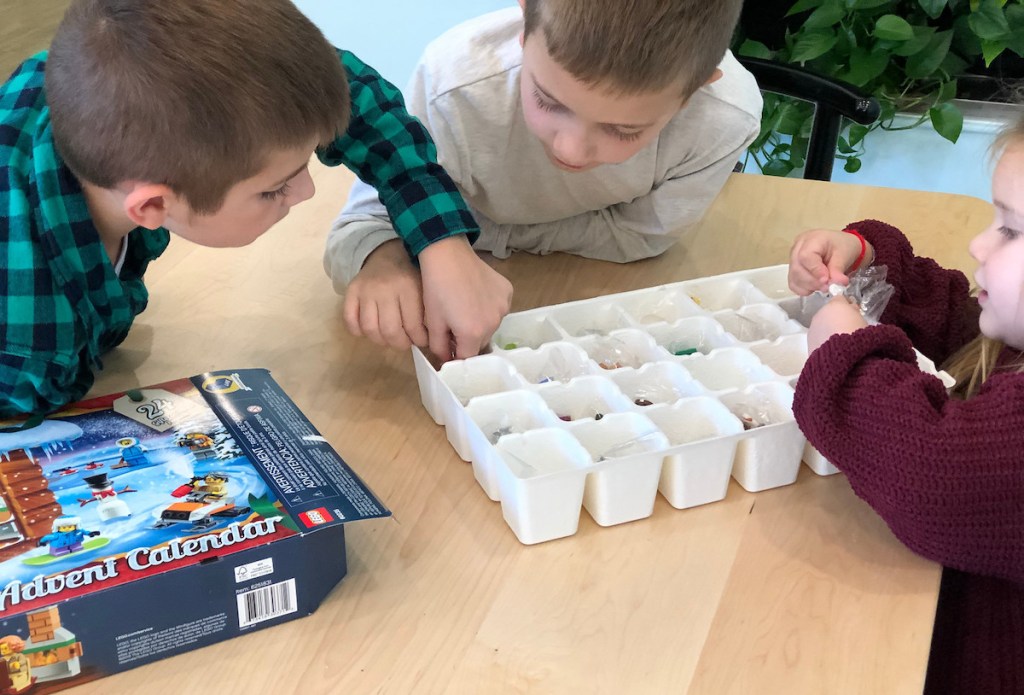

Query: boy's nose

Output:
[551, 128, 593, 167]
[289, 168, 316, 205]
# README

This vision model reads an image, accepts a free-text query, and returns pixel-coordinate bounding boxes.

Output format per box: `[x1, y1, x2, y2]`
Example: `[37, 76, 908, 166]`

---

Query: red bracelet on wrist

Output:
[845, 229, 867, 272]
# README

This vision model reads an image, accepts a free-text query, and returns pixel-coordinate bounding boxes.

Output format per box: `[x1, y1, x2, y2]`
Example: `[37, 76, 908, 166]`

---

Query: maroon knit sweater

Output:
[793, 220, 1024, 694]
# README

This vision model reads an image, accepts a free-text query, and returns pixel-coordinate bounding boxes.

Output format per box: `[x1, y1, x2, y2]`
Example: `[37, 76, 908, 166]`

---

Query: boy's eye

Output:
[260, 183, 291, 201]
[999, 225, 1021, 240]
[608, 127, 644, 143]
[532, 89, 564, 113]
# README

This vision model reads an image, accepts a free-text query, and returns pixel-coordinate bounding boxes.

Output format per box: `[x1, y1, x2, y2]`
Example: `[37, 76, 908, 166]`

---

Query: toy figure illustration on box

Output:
[110, 438, 148, 469]
[154, 472, 251, 530]
[0, 635, 34, 694]
[36, 517, 102, 558]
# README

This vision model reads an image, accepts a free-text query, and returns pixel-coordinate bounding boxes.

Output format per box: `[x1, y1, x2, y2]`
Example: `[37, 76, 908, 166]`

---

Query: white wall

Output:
[295, 1, 515, 88]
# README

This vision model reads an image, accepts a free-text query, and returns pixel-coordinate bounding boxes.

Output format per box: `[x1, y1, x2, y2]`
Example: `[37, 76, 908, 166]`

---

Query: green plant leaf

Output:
[917, 0, 948, 19]
[873, 15, 915, 41]
[848, 0, 893, 8]
[848, 124, 870, 146]
[837, 136, 856, 154]
[906, 30, 953, 78]
[738, 39, 774, 59]
[842, 46, 891, 85]
[804, 0, 848, 27]
[893, 25, 937, 56]
[1004, 5, 1024, 54]
[763, 158, 797, 177]
[980, 38, 1008, 64]
[929, 102, 964, 143]
[787, 0, 828, 17]
[939, 51, 970, 77]
[937, 78, 958, 103]
[843, 157, 863, 173]
[969, 0, 1011, 40]
[774, 101, 812, 135]
[790, 29, 840, 62]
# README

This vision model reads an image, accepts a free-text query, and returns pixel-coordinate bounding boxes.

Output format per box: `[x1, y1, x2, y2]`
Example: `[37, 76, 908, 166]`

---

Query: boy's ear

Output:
[705, 68, 723, 86]
[122, 183, 177, 230]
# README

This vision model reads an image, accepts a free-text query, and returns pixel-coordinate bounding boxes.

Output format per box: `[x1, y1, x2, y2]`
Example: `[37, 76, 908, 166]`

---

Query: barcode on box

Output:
[236, 579, 298, 628]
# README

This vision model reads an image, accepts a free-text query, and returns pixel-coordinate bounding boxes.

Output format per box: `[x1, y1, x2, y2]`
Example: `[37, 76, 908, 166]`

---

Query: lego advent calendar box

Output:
[0, 369, 389, 693]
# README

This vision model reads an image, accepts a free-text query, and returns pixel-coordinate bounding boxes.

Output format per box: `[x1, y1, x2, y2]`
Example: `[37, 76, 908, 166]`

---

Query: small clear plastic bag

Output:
[800, 264, 895, 325]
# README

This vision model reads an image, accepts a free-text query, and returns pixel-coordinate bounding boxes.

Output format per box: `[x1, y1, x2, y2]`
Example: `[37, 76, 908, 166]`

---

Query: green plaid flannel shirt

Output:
[0, 49, 479, 417]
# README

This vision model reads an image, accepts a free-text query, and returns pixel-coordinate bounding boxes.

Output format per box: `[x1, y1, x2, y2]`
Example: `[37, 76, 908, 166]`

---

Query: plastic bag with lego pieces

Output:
[731, 396, 775, 430]
[591, 337, 637, 370]
[799, 265, 895, 325]
[534, 350, 572, 384]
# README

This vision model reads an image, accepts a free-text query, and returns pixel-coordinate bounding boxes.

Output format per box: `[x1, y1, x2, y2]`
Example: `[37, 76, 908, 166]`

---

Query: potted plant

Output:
[734, 0, 1024, 176]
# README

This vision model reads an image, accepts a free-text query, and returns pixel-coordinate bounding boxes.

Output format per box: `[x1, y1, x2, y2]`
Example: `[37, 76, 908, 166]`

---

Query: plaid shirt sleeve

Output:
[318, 49, 479, 256]
[1, 54, 168, 418]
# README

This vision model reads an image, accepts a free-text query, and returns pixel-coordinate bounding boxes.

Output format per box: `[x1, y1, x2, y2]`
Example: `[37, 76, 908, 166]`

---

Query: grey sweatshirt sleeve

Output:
[323, 179, 402, 291]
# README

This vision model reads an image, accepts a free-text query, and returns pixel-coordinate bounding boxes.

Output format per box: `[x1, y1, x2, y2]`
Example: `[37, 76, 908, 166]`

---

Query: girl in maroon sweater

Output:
[789, 117, 1024, 694]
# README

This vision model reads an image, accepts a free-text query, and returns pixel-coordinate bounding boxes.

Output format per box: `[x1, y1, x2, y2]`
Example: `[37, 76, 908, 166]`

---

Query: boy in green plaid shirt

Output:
[0, 0, 511, 418]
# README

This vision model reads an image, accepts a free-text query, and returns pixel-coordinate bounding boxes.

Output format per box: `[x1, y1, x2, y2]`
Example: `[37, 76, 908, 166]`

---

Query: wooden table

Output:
[75, 163, 992, 694]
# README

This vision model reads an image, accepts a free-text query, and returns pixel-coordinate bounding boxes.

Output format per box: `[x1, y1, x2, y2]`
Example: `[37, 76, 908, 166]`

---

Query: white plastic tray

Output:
[413, 264, 953, 544]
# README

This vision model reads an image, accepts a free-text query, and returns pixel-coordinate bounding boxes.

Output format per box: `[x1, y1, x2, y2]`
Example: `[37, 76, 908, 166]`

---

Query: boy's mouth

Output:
[549, 153, 590, 172]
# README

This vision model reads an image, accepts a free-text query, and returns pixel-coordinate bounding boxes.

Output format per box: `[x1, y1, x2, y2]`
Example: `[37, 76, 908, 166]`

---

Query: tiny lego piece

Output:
[489, 426, 515, 443]
[690, 295, 702, 305]
[634, 399, 653, 407]
[599, 360, 624, 370]
[79, 473, 134, 521]
[537, 376, 553, 384]
[36, 516, 100, 557]
[594, 413, 604, 421]
[503, 342, 518, 350]
[558, 415, 572, 422]
[740, 415, 765, 431]
[672, 347, 698, 356]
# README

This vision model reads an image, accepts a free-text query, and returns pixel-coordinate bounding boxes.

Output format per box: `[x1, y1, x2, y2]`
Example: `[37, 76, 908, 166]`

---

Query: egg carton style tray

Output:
[412, 264, 953, 545]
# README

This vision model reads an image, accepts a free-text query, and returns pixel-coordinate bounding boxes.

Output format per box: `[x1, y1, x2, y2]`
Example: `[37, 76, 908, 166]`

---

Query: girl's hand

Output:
[789, 229, 873, 295]
[807, 295, 868, 351]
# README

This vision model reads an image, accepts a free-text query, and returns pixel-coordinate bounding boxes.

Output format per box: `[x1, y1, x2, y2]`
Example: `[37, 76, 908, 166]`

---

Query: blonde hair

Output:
[521, 0, 743, 98]
[47, 0, 350, 214]
[942, 114, 1024, 398]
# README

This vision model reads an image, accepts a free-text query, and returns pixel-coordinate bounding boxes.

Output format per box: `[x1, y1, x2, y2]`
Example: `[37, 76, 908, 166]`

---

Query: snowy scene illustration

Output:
[0, 389, 280, 586]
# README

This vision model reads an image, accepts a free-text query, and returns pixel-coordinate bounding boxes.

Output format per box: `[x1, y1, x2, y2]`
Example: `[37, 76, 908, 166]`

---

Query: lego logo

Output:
[298, 508, 332, 527]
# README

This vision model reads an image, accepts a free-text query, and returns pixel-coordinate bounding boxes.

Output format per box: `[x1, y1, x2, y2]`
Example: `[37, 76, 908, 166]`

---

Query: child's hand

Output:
[789, 229, 873, 295]
[418, 236, 513, 361]
[807, 295, 868, 351]
[343, 240, 430, 350]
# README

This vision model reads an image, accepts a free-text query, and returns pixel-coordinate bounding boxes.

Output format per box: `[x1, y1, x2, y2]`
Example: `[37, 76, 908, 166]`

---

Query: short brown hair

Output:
[522, 0, 743, 98]
[46, 0, 350, 214]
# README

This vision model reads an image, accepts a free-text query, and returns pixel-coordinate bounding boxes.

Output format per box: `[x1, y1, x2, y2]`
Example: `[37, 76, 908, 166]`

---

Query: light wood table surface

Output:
[72, 163, 993, 694]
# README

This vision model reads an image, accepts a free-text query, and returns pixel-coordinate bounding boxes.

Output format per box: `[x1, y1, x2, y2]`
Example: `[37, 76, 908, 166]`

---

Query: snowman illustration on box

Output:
[79, 473, 135, 520]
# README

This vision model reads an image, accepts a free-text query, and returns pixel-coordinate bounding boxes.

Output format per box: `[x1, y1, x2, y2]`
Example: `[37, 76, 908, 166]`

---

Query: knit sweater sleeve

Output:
[793, 223, 1024, 583]
[847, 219, 979, 364]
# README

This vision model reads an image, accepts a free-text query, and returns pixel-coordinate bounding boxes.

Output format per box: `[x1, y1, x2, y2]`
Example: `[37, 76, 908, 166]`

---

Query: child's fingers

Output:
[399, 293, 429, 348]
[376, 299, 412, 351]
[427, 322, 453, 363]
[342, 293, 365, 337]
